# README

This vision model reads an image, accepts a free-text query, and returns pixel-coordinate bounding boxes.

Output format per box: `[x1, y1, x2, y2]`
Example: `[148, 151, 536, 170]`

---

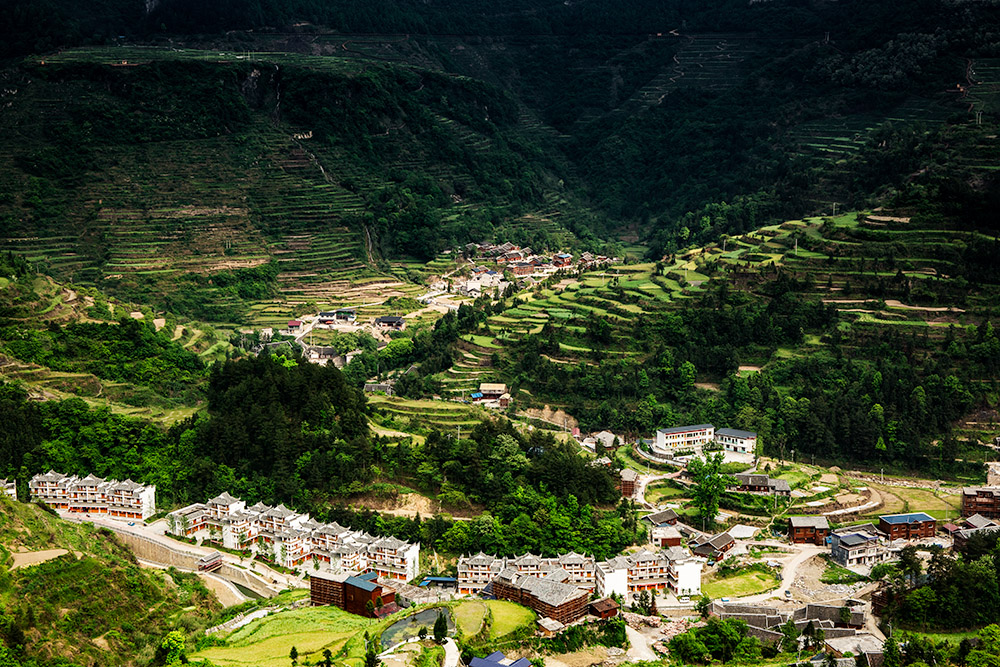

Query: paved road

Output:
[625, 625, 658, 661]
[442, 638, 460, 667]
[737, 545, 826, 604]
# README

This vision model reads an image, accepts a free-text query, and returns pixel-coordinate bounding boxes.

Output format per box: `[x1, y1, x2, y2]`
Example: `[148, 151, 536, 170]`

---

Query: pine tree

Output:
[434, 611, 448, 643]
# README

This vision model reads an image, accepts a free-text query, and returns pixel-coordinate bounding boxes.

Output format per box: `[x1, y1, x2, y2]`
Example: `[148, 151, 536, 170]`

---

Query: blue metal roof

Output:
[880, 512, 935, 524]
[345, 576, 378, 592]
[470, 392, 484, 398]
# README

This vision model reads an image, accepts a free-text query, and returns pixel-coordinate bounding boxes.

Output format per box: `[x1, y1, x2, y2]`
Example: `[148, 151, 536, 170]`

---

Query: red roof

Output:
[288, 320, 302, 326]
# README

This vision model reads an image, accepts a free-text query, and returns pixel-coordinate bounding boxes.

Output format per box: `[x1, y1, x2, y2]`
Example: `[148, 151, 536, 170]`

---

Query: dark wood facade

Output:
[878, 514, 936, 540]
[310, 572, 396, 618]
[492, 578, 590, 625]
[962, 488, 1000, 520]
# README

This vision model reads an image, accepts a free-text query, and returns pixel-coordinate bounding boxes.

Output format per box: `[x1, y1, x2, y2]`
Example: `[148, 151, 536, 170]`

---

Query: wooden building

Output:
[620, 469, 638, 497]
[788, 516, 830, 545]
[310, 571, 398, 618]
[492, 569, 590, 625]
[589, 598, 620, 619]
[961, 487, 1000, 520]
[878, 513, 936, 540]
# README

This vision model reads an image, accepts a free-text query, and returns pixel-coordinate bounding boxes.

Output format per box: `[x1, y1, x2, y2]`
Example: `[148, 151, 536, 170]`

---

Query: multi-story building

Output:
[492, 568, 590, 624]
[1, 478, 16, 500]
[830, 525, 890, 569]
[652, 425, 715, 457]
[165, 491, 419, 579]
[595, 547, 705, 598]
[878, 513, 936, 540]
[620, 469, 638, 497]
[106, 479, 157, 520]
[788, 516, 830, 545]
[29, 470, 156, 520]
[715, 428, 758, 455]
[961, 487, 1000, 520]
[28, 470, 77, 509]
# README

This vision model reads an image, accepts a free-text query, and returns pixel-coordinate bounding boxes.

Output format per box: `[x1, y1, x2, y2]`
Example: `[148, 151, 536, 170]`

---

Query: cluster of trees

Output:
[669, 617, 771, 664]
[881, 544, 1000, 631]
[0, 318, 204, 400]
[0, 350, 639, 559]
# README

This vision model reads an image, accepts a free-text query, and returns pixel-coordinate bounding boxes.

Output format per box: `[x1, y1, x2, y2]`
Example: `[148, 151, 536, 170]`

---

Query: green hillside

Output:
[0, 497, 219, 666]
[418, 205, 1000, 478]
[0, 47, 595, 325]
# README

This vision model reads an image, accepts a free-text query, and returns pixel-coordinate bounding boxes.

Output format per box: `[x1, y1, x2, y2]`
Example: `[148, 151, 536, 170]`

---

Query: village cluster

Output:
[164, 491, 420, 582]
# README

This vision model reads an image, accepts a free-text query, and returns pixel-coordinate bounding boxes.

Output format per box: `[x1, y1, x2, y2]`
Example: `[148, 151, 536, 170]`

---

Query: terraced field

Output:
[0, 46, 582, 325]
[369, 395, 492, 431]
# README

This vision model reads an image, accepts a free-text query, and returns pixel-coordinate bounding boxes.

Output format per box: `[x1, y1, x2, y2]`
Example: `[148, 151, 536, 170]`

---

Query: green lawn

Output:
[453, 600, 487, 636]
[702, 569, 780, 598]
[487, 600, 536, 639]
[644, 482, 688, 504]
[195, 605, 373, 667]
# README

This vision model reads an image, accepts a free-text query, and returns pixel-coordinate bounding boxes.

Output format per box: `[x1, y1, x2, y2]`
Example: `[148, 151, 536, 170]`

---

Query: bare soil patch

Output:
[522, 406, 578, 430]
[10, 548, 71, 569]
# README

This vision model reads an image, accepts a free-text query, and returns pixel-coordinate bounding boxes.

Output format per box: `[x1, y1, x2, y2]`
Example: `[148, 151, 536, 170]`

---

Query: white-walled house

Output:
[715, 428, 757, 455]
[653, 424, 715, 457]
[1, 478, 15, 500]
[29, 470, 156, 520]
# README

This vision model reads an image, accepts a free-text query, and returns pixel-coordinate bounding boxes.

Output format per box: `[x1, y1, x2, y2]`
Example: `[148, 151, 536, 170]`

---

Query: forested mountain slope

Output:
[0, 0, 998, 323]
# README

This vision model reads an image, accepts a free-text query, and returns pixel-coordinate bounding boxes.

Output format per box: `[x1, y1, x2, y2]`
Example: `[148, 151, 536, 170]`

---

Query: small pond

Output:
[380, 607, 454, 650]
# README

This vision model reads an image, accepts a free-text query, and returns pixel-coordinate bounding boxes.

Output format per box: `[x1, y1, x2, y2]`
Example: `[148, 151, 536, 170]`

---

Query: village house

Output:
[788, 516, 830, 545]
[335, 308, 356, 322]
[728, 474, 791, 497]
[310, 570, 398, 618]
[644, 508, 679, 526]
[1, 478, 16, 500]
[374, 315, 406, 330]
[953, 513, 1000, 551]
[589, 598, 620, 619]
[961, 486, 1000, 520]
[29, 470, 156, 520]
[878, 512, 936, 540]
[317, 311, 339, 325]
[471, 652, 531, 667]
[691, 532, 736, 562]
[476, 382, 507, 401]
[511, 262, 534, 277]
[287, 320, 302, 331]
[715, 428, 758, 455]
[830, 524, 890, 569]
[620, 468, 638, 497]
[650, 525, 683, 548]
[553, 253, 573, 267]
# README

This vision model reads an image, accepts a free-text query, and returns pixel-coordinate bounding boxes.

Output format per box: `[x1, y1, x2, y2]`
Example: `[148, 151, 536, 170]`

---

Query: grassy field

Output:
[702, 569, 780, 598]
[486, 601, 536, 639]
[644, 482, 688, 504]
[453, 600, 487, 636]
[196, 605, 374, 667]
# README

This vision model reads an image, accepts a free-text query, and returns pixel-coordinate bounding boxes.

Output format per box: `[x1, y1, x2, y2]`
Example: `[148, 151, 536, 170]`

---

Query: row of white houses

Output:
[166, 492, 419, 581]
[457, 547, 705, 599]
[29, 470, 156, 520]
